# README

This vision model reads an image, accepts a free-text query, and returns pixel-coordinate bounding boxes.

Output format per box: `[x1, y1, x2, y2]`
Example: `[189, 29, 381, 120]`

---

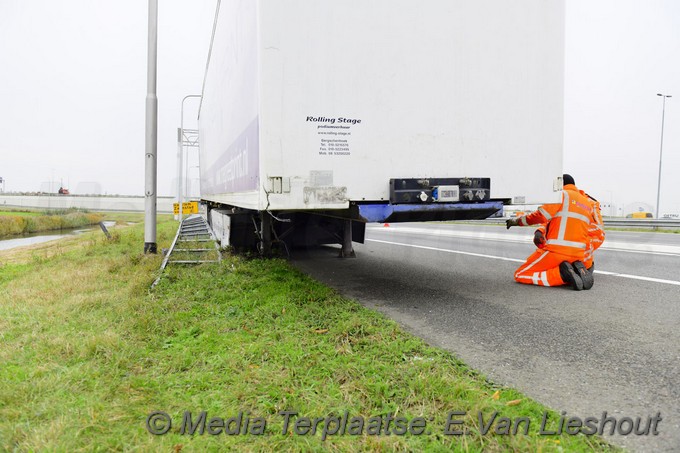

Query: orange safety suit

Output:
[583, 193, 605, 269]
[533, 190, 605, 270]
[514, 184, 599, 287]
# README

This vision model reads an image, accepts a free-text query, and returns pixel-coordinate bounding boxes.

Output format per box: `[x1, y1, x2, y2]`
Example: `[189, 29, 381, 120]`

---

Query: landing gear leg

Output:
[339, 219, 356, 258]
[260, 214, 272, 256]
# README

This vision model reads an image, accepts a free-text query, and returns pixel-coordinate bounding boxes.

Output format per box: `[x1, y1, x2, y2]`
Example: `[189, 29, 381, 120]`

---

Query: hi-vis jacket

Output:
[533, 189, 605, 265]
[582, 192, 605, 266]
[516, 184, 601, 260]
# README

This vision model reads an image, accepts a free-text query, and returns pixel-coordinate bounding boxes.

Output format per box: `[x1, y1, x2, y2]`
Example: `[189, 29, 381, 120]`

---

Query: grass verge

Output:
[0, 208, 103, 237]
[0, 217, 617, 452]
[0, 210, 41, 217]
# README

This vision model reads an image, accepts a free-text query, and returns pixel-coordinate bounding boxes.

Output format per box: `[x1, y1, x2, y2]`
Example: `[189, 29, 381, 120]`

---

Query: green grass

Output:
[0, 217, 618, 452]
[99, 211, 145, 225]
[0, 210, 41, 217]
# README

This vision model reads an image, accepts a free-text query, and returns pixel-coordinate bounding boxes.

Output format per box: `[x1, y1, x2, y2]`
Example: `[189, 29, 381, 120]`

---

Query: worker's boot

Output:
[559, 261, 583, 291]
[572, 261, 593, 290]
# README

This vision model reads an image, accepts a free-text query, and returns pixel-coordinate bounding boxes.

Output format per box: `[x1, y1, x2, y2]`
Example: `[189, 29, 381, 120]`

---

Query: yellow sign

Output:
[173, 201, 199, 215]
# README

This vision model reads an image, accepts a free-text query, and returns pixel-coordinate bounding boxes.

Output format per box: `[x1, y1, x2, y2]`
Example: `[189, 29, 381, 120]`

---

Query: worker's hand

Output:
[506, 218, 520, 229]
[534, 230, 546, 248]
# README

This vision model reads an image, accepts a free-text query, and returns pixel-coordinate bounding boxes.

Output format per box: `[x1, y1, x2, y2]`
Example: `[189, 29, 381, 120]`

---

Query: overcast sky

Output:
[1, 0, 679, 216]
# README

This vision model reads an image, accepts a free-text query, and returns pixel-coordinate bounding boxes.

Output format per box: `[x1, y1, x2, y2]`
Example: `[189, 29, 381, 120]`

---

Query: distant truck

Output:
[627, 212, 653, 219]
[198, 0, 565, 255]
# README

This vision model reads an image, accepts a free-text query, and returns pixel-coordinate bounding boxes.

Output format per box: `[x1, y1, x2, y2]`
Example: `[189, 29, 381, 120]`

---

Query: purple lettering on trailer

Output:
[202, 117, 260, 195]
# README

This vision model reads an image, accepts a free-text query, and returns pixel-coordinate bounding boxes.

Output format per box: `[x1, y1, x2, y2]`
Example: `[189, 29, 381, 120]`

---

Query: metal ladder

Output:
[152, 215, 221, 287]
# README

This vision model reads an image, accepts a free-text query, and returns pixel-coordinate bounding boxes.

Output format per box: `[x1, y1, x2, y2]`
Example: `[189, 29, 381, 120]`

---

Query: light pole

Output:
[144, 0, 158, 254]
[655, 93, 671, 219]
[177, 95, 201, 222]
[188, 165, 200, 199]
[604, 190, 614, 217]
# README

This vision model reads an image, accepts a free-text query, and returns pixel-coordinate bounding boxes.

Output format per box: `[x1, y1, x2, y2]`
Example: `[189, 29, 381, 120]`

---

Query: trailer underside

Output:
[205, 199, 505, 257]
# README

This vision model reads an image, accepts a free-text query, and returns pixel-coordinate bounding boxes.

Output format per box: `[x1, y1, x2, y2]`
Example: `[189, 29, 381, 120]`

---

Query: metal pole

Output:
[176, 127, 183, 222]
[144, 0, 158, 254]
[655, 93, 671, 219]
[180, 95, 201, 219]
[185, 131, 189, 200]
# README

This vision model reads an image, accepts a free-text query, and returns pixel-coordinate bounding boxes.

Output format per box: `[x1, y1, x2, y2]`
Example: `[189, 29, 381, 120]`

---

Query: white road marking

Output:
[366, 238, 524, 263]
[365, 238, 680, 287]
[368, 225, 680, 257]
[588, 270, 680, 286]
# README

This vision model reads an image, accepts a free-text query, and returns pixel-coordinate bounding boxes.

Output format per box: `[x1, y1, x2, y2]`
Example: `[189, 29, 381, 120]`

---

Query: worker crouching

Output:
[506, 174, 604, 290]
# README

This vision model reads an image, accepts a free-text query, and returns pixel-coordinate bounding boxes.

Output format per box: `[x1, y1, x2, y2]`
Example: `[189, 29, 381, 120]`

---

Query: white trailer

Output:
[199, 0, 564, 255]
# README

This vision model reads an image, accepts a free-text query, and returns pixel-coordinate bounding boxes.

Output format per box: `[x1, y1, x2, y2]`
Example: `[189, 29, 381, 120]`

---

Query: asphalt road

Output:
[292, 223, 680, 452]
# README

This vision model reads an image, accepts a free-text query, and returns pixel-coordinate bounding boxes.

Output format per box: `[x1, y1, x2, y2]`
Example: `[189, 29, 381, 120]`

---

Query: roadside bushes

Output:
[0, 212, 103, 237]
[0, 216, 27, 236]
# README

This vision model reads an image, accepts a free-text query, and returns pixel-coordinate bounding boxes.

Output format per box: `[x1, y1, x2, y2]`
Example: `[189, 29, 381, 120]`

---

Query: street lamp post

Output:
[177, 95, 201, 222]
[144, 0, 158, 254]
[604, 190, 614, 217]
[188, 165, 200, 199]
[655, 93, 672, 219]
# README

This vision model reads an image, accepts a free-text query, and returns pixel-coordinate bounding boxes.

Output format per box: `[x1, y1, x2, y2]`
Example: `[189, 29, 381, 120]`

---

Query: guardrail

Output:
[602, 219, 680, 228]
[479, 218, 680, 229]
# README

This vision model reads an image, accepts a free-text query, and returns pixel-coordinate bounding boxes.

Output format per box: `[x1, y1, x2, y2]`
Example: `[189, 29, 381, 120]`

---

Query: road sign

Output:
[173, 201, 199, 215]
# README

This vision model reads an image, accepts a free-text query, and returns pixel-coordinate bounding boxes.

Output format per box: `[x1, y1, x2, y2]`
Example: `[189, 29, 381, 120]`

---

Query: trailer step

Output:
[173, 248, 215, 252]
[180, 226, 209, 232]
[151, 214, 222, 287]
[168, 260, 219, 264]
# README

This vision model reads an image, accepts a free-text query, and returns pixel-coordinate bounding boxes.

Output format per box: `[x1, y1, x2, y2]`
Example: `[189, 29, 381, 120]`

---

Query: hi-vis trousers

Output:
[514, 249, 574, 287]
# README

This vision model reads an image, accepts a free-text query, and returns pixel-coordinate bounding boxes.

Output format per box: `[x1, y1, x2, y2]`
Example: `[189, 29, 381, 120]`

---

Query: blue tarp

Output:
[358, 201, 504, 223]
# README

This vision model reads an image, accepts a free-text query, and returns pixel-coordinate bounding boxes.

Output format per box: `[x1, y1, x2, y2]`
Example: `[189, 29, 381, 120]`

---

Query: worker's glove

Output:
[506, 218, 520, 229]
[533, 230, 546, 248]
